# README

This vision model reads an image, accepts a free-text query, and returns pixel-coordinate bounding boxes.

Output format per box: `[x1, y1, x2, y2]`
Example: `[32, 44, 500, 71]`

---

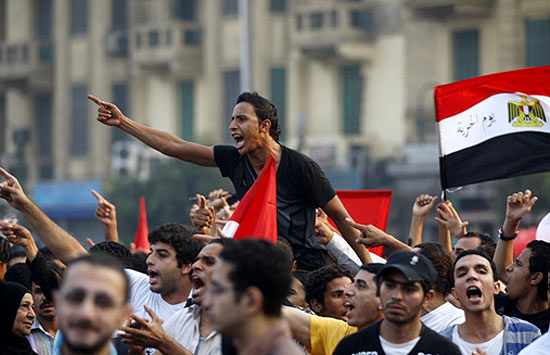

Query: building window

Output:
[180, 81, 194, 141]
[184, 30, 201, 45]
[35, 93, 53, 179]
[70, 85, 88, 156]
[270, 67, 286, 137]
[330, 10, 338, 28]
[70, 0, 88, 35]
[525, 18, 550, 67]
[148, 30, 159, 47]
[453, 29, 479, 81]
[224, 70, 241, 142]
[0, 0, 5, 41]
[340, 64, 363, 135]
[173, 0, 196, 20]
[35, 0, 53, 63]
[111, 0, 127, 31]
[310, 12, 323, 30]
[296, 15, 303, 31]
[111, 83, 129, 143]
[0, 94, 5, 154]
[223, 0, 238, 16]
[350, 10, 373, 30]
[269, 0, 286, 14]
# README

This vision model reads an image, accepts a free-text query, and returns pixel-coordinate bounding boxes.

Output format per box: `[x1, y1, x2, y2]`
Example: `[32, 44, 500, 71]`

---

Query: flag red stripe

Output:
[434, 66, 550, 122]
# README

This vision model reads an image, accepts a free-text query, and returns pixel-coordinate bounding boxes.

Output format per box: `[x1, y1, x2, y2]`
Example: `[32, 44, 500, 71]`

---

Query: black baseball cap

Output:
[377, 250, 436, 289]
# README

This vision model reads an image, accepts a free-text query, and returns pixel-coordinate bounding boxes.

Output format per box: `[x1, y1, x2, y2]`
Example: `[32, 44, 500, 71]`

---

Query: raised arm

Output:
[322, 195, 371, 264]
[345, 218, 411, 255]
[88, 94, 216, 167]
[494, 189, 537, 284]
[91, 189, 119, 242]
[435, 201, 469, 240]
[408, 194, 438, 247]
[0, 167, 87, 263]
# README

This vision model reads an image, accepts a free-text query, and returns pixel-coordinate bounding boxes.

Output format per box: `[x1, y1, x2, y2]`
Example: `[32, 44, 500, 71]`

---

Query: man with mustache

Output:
[28, 282, 58, 354]
[334, 251, 461, 355]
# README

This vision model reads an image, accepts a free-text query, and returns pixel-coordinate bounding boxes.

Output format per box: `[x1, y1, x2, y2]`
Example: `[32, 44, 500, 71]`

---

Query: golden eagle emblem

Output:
[508, 95, 546, 127]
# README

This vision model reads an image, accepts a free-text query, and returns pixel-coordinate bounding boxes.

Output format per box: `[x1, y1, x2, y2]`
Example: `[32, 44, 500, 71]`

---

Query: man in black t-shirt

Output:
[90, 92, 370, 269]
[333, 250, 461, 355]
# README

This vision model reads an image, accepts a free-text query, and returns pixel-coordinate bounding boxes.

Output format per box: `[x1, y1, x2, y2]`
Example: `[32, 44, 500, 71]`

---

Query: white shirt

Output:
[379, 335, 420, 355]
[27, 318, 55, 355]
[518, 330, 550, 354]
[126, 269, 188, 321]
[163, 304, 221, 355]
[421, 301, 465, 333]
[452, 326, 503, 355]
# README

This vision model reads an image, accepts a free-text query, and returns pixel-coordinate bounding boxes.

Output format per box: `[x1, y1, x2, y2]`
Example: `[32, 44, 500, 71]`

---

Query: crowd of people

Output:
[0, 92, 549, 355]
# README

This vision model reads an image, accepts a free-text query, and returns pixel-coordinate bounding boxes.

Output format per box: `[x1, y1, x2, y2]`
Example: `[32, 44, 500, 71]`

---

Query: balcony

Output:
[0, 40, 53, 86]
[130, 21, 202, 76]
[292, 1, 376, 58]
[407, 0, 495, 18]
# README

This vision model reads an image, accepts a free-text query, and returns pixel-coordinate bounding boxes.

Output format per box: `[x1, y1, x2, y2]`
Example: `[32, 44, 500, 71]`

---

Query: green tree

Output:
[103, 159, 232, 246]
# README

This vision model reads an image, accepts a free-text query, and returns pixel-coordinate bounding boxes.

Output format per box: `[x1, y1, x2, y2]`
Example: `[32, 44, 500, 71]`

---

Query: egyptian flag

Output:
[221, 155, 278, 243]
[134, 196, 150, 252]
[435, 66, 550, 189]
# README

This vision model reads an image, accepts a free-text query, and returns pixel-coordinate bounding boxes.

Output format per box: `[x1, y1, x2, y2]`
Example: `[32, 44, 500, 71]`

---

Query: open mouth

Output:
[344, 300, 354, 314]
[192, 275, 205, 291]
[148, 270, 160, 284]
[466, 286, 482, 302]
[233, 134, 244, 149]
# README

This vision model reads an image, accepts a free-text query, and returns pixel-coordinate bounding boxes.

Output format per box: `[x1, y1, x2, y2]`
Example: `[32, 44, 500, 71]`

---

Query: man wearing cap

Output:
[333, 250, 461, 355]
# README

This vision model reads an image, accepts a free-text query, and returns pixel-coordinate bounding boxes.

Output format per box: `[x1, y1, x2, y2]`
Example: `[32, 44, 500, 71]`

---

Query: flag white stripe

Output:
[221, 220, 239, 239]
[438, 93, 550, 156]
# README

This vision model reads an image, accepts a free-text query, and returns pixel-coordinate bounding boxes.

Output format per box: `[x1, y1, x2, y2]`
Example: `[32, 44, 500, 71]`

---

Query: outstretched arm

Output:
[88, 95, 216, 167]
[282, 306, 312, 348]
[408, 194, 438, 247]
[91, 189, 119, 243]
[345, 218, 411, 254]
[0, 167, 87, 263]
[494, 190, 537, 284]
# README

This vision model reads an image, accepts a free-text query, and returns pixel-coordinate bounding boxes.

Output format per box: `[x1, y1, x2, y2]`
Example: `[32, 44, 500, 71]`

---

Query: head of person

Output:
[5, 262, 32, 290]
[345, 263, 384, 329]
[413, 242, 453, 296]
[277, 237, 297, 271]
[131, 251, 148, 274]
[204, 240, 292, 337]
[55, 254, 132, 354]
[146, 223, 204, 295]
[90, 241, 133, 268]
[8, 245, 26, 267]
[452, 232, 496, 260]
[375, 251, 436, 326]
[505, 240, 550, 301]
[32, 282, 57, 323]
[451, 250, 499, 314]
[230, 92, 280, 154]
[191, 238, 231, 305]
[0, 281, 35, 352]
[305, 264, 354, 321]
[0, 237, 10, 279]
[288, 270, 309, 309]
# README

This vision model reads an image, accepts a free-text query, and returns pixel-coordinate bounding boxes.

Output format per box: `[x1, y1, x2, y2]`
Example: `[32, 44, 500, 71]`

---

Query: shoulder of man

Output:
[418, 325, 461, 353]
[503, 315, 542, 336]
[332, 321, 382, 355]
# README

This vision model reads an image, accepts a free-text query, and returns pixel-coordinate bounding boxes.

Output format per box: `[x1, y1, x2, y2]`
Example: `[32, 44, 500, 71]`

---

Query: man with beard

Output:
[52, 254, 132, 355]
[334, 251, 461, 355]
[89, 92, 371, 269]
[441, 250, 540, 355]
[283, 263, 384, 355]
[28, 282, 58, 354]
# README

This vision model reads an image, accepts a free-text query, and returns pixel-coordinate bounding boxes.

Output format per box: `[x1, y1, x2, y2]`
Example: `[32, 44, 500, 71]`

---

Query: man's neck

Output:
[460, 309, 504, 343]
[232, 315, 281, 353]
[357, 313, 384, 330]
[62, 343, 111, 355]
[379, 317, 423, 344]
[199, 307, 216, 337]
[421, 292, 447, 316]
[38, 316, 58, 337]
[246, 139, 281, 174]
[515, 291, 549, 315]
[161, 280, 192, 305]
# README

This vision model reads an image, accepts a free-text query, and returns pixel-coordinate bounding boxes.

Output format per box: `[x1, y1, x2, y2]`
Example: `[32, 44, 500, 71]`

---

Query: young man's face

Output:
[32, 282, 57, 321]
[379, 270, 427, 325]
[505, 248, 532, 300]
[203, 260, 246, 337]
[452, 254, 499, 313]
[344, 269, 382, 329]
[452, 237, 481, 260]
[146, 242, 189, 295]
[191, 243, 223, 305]
[56, 262, 131, 353]
[312, 276, 352, 321]
[288, 276, 307, 309]
[229, 102, 268, 155]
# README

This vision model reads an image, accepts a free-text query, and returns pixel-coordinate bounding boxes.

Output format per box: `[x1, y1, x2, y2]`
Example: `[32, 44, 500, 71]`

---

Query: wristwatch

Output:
[498, 228, 518, 241]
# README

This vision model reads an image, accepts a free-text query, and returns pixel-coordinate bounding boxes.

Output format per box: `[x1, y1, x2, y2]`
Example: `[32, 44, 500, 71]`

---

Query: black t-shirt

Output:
[214, 144, 335, 266]
[495, 291, 550, 333]
[333, 320, 461, 355]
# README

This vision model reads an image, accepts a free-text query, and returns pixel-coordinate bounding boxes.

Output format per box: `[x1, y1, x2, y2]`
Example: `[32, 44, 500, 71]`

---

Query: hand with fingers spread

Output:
[0, 222, 38, 261]
[190, 194, 215, 235]
[0, 167, 32, 210]
[88, 95, 126, 127]
[502, 189, 538, 235]
[412, 194, 438, 218]
[91, 189, 119, 242]
[435, 200, 469, 239]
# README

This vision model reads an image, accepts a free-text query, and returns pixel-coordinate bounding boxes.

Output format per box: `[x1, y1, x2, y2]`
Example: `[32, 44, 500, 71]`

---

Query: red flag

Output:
[329, 190, 392, 256]
[222, 155, 277, 243]
[134, 196, 150, 252]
